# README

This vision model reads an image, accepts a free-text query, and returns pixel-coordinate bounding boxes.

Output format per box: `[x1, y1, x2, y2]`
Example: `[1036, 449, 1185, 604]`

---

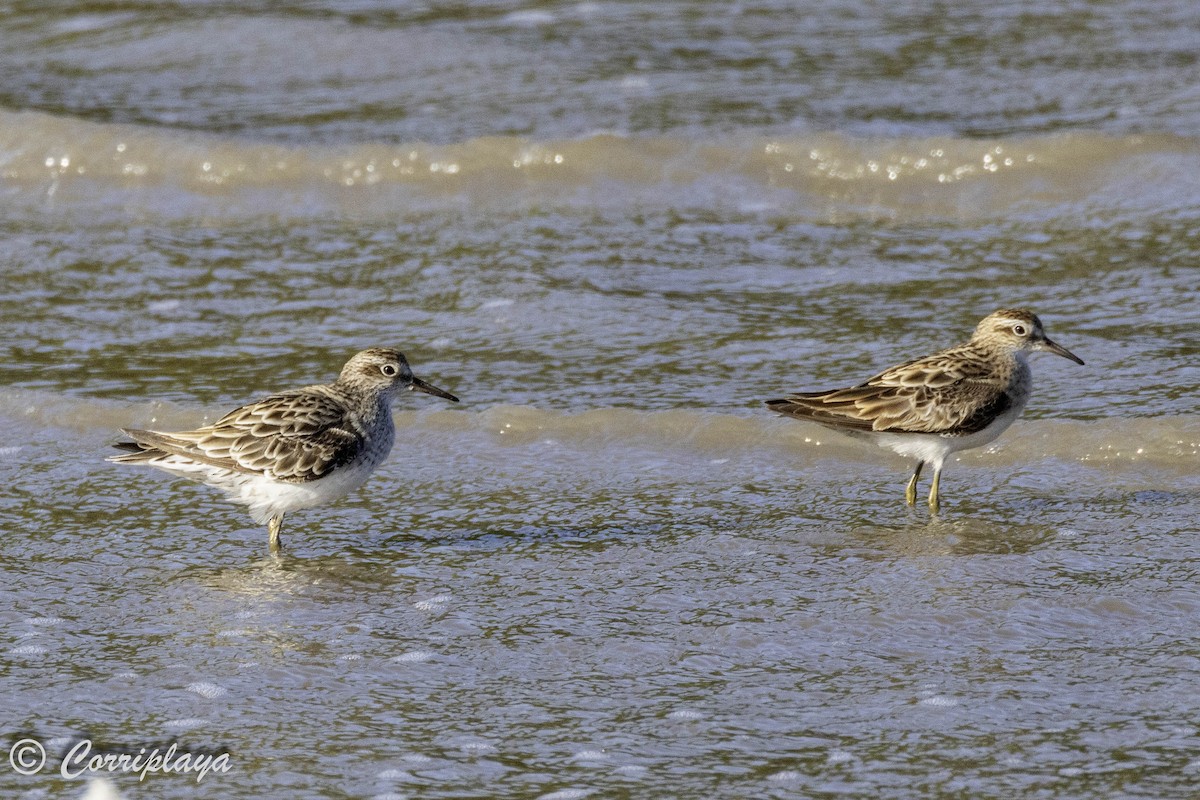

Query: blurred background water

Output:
[1, 2, 1198, 798]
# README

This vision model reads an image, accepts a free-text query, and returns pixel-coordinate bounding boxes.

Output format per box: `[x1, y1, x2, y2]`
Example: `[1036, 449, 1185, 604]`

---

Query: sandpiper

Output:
[109, 348, 458, 552]
[765, 309, 1083, 511]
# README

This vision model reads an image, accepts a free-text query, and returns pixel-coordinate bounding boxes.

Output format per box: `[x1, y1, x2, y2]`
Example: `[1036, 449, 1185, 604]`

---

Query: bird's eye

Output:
[380, 364, 398, 377]
[1013, 324, 1027, 336]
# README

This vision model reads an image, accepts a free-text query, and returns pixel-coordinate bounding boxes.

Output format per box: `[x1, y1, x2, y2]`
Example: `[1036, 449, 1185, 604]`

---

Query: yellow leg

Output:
[268, 515, 284, 554]
[928, 467, 942, 512]
[905, 462, 924, 506]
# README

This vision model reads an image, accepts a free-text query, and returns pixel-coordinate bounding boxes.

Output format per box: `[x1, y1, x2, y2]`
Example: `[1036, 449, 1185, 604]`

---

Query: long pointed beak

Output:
[1039, 336, 1085, 365]
[408, 375, 459, 402]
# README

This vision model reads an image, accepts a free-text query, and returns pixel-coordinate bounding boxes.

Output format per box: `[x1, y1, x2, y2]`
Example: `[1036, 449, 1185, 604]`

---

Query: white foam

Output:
[163, 718, 208, 730]
[413, 595, 450, 611]
[147, 299, 182, 313]
[537, 790, 589, 800]
[185, 681, 228, 699]
[9, 644, 47, 656]
[767, 770, 802, 782]
[666, 708, 704, 720]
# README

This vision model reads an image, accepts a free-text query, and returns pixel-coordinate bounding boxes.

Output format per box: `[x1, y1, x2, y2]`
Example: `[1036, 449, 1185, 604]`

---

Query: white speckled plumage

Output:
[109, 348, 458, 552]
[766, 309, 1084, 510]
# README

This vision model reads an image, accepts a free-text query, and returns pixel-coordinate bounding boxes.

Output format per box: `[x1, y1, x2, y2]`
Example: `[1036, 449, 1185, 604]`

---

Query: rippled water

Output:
[2, 2, 1199, 799]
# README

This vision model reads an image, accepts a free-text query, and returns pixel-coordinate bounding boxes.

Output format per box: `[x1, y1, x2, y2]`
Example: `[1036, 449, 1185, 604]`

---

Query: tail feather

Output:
[765, 395, 877, 433]
[108, 432, 163, 463]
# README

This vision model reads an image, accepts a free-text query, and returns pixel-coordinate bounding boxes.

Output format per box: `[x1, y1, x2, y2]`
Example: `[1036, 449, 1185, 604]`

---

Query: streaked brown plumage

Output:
[109, 348, 459, 552]
[766, 309, 1084, 510]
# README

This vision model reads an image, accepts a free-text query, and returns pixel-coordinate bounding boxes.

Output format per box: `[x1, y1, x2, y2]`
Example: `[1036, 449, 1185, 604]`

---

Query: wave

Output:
[5, 388, 1196, 476]
[2, 109, 1198, 220]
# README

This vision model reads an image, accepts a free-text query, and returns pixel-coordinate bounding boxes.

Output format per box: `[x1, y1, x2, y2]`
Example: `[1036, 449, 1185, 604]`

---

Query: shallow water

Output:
[2, 2, 1199, 799]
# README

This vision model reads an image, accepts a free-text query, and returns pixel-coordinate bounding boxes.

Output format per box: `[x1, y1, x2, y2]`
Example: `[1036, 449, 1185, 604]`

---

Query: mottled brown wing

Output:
[767, 345, 1011, 436]
[122, 390, 363, 482]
